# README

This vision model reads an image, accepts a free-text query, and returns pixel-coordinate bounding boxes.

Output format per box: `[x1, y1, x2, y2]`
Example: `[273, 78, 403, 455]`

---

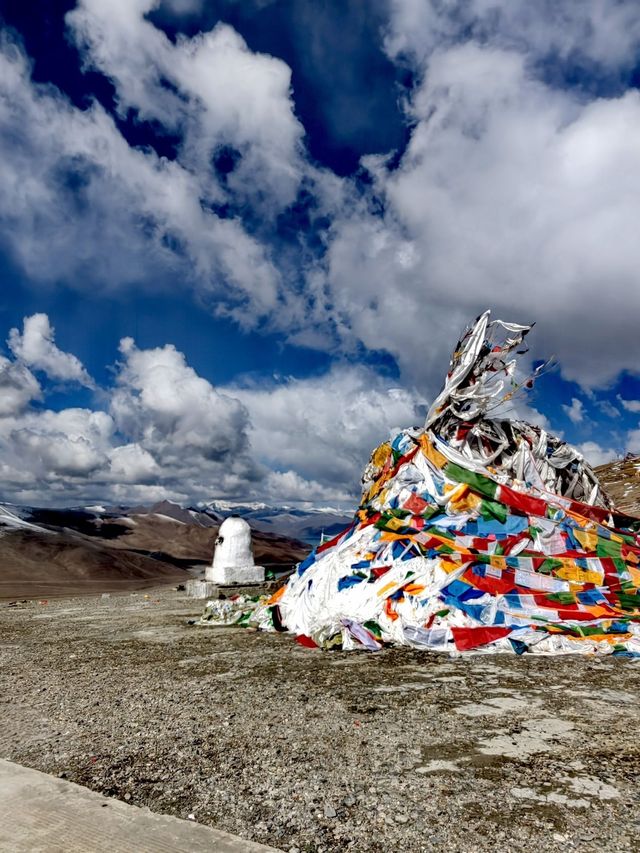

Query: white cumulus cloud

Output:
[231, 365, 426, 502]
[111, 336, 253, 471]
[8, 313, 94, 387]
[562, 397, 584, 425]
[320, 37, 640, 392]
[626, 428, 640, 456]
[0, 315, 264, 505]
[384, 1, 640, 70]
[618, 396, 640, 414]
[576, 440, 617, 468]
[67, 0, 305, 209]
[0, 32, 283, 326]
[0, 357, 41, 417]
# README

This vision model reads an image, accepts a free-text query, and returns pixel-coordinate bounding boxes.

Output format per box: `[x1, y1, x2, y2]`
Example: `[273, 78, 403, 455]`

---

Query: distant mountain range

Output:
[199, 500, 352, 545]
[77, 498, 351, 546]
[0, 499, 314, 600]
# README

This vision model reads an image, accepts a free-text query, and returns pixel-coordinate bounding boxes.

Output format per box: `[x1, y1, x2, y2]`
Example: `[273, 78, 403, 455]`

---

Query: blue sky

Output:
[1, 0, 640, 507]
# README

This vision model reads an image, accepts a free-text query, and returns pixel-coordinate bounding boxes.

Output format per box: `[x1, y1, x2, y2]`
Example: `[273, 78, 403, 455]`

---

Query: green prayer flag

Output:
[444, 462, 498, 499]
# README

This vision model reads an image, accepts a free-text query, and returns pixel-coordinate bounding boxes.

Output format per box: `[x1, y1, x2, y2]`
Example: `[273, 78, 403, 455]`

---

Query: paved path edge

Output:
[0, 758, 280, 853]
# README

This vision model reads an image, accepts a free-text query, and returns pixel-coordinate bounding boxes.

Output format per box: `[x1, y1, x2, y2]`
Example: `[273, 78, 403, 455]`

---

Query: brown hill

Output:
[0, 526, 188, 600]
[85, 511, 311, 569]
[594, 456, 640, 516]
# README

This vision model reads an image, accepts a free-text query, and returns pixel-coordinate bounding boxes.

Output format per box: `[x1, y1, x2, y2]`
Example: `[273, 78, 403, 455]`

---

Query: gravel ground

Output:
[1, 587, 639, 853]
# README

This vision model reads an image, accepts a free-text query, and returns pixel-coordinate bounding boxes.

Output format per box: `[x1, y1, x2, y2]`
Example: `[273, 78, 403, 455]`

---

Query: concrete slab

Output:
[0, 759, 280, 853]
[209, 565, 265, 585]
[185, 579, 219, 599]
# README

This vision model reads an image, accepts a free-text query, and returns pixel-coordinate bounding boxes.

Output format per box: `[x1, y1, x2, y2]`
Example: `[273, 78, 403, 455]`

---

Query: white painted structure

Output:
[206, 516, 265, 584]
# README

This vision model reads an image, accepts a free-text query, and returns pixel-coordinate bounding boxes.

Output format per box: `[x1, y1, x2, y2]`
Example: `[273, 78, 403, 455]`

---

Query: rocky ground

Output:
[595, 457, 640, 515]
[1, 587, 639, 853]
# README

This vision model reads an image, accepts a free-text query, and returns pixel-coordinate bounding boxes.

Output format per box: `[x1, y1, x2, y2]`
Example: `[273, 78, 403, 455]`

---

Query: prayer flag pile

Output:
[200, 312, 640, 656]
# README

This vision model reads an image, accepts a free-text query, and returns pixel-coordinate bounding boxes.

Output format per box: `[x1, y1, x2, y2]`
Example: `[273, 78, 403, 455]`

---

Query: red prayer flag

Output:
[498, 484, 548, 518]
[296, 634, 318, 649]
[451, 626, 512, 651]
[462, 567, 516, 596]
[371, 565, 391, 579]
[317, 525, 352, 554]
[404, 493, 429, 514]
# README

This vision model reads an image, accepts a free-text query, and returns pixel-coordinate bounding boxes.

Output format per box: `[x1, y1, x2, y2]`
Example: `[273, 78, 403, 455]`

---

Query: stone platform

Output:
[209, 564, 265, 585]
[185, 576, 291, 599]
[184, 579, 219, 599]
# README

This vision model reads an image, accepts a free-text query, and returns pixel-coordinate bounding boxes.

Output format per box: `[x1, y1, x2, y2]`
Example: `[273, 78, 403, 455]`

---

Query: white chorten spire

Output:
[207, 515, 265, 584]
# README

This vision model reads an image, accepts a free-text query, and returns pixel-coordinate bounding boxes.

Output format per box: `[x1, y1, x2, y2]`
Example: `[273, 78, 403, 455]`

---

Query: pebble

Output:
[4, 587, 638, 853]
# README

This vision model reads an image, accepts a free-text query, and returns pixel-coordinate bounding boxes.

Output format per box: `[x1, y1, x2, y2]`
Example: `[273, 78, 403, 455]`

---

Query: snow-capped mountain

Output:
[199, 500, 352, 545]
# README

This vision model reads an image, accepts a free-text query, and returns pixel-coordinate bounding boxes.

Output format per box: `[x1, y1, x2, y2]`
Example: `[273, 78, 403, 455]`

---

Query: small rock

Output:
[553, 833, 566, 842]
[324, 803, 337, 819]
[123, 793, 131, 802]
[395, 813, 409, 824]
[343, 795, 356, 807]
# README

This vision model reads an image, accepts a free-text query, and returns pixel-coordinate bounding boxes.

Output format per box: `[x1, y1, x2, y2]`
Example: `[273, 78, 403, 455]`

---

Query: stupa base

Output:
[208, 564, 265, 585]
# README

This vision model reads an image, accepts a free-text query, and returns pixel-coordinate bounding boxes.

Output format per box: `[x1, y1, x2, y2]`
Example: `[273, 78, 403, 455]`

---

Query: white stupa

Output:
[206, 516, 265, 585]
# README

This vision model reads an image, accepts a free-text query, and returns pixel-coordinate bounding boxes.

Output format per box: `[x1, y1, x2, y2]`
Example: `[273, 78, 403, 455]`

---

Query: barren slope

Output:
[594, 456, 640, 516]
[0, 526, 188, 600]
[62, 511, 311, 569]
